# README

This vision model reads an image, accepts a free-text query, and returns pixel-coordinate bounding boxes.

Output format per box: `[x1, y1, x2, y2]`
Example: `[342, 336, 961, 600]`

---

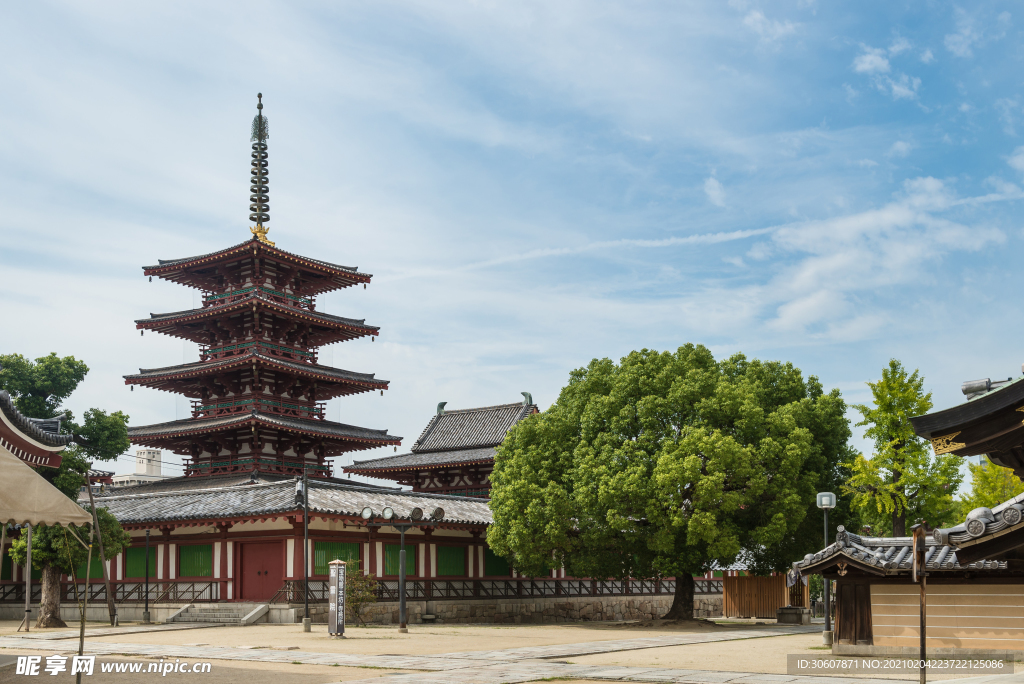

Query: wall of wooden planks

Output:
[872, 584, 1024, 651]
[723, 575, 806, 618]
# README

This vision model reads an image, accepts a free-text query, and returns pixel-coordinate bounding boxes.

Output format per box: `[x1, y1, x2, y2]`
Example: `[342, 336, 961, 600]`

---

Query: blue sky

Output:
[1, 1, 1022, 480]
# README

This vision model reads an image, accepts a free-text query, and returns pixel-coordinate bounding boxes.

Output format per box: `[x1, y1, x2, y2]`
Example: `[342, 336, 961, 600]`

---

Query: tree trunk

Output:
[36, 565, 67, 628]
[661, 574, 696, 620]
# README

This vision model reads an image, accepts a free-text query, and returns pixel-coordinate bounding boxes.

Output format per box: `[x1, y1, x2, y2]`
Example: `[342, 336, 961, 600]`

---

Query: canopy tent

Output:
[0, 445, 92, 526]
[1, 442, 93, 634]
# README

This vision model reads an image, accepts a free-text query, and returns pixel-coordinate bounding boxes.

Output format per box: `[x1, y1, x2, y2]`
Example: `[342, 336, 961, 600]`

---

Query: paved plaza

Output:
[0, 620, 994, 684]
[0, 620, 1019, 684]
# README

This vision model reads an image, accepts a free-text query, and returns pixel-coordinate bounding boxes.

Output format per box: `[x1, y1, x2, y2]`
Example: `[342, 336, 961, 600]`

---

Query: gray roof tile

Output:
[348, 447, 496, 472]
[0, 391, 74, 448]
[125, 352, 386, 387]
[128, 410, 400, 445]
[89, 478, 493, 526]
[795, 525, 1007, 575]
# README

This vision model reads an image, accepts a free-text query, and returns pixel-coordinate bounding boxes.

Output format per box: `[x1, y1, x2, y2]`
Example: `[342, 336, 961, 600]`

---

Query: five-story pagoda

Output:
[126, 94, 400, 479]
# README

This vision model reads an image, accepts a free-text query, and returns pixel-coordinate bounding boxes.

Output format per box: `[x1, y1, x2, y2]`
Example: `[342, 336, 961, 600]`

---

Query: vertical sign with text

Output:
[328, 560, 346, 636]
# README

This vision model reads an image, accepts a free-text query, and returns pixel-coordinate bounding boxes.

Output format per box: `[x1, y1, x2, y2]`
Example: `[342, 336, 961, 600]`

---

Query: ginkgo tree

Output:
[843, 359, 963, 537]
[487, 344, 855, 619]
[960, 460, 1024, 511]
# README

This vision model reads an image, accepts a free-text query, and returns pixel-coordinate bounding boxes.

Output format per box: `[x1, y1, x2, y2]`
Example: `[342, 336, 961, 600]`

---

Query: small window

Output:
[384, 544, 416, 576]
[125, 547, 157, 579]
[314, 542, 359, 576]
[436, 546, 465, 577]
[484, 548, 510, 577]
[177, 544, 213, 578]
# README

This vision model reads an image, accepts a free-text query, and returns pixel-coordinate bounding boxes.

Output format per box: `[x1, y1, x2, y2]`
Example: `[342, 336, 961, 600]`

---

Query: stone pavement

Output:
[3, 622, 222, 640]
[0, 624, 915, 684]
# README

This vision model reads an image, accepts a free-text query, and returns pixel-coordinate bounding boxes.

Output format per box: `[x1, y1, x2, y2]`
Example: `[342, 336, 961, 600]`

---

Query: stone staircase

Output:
[167, 604, 268, 625]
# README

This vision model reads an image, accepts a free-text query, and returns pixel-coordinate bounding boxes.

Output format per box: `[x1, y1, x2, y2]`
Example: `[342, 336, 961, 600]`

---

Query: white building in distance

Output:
[112, 448, 172, 487]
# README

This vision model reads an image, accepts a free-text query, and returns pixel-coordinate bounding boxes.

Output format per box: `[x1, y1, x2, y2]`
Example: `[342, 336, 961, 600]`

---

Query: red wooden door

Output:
[241, 542, 283, 601]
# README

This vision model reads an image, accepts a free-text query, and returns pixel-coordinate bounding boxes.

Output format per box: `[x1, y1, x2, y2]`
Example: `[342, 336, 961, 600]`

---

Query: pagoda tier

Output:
[125, 352, 387, 403]
[144, 238, 372, 296]
[128, 411, 400, 478]
[136, 290, 377, 349]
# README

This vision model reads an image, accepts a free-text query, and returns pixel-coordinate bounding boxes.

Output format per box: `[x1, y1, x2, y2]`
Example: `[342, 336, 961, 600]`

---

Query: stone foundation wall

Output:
[307, 594, 723, 625]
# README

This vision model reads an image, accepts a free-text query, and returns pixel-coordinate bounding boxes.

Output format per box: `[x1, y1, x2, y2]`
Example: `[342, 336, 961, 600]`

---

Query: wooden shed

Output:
[723, 574, 808, 619]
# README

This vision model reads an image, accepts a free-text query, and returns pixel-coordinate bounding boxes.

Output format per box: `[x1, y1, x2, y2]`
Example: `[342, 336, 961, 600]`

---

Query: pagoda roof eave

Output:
[128, 411, 401, 448]
[135, 292, 378, 339]
[911, 377, 1024, 440]
[123, 351, 388, 390]
[143, 238, 372, 294]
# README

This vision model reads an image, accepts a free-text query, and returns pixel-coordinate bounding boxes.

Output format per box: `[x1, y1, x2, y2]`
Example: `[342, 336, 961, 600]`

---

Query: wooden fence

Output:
[723, 575, 808, 619]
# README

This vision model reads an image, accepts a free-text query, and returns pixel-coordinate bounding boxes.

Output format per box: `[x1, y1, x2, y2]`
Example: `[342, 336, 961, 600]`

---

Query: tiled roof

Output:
[107, 472, 391, 496]
[344, 401, 536, 475]
[933, 492, 1024, 547]
[348, 447, 496, 472]
[413, 403, 534, 453]
[146, 239, 367, 279]
[0, 391, 74, 448]
[137, 291, 377, 332]
[88, 478, 493, 526]
[795, 525, 1006, 576]
[128, 411, 400, 446]
[125, 352, 386, 388]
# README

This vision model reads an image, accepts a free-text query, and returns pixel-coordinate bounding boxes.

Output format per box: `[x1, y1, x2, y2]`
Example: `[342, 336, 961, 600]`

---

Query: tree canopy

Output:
[0, 353, 129, 495]
[844, 359, 962, 536]
[487, 345, 855, 617]
[960, 460, 1024, 512]
[7, 507, 131, 577]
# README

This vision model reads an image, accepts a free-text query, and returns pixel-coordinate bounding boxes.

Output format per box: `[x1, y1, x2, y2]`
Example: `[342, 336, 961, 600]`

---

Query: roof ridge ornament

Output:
[249, 93, 274, 247]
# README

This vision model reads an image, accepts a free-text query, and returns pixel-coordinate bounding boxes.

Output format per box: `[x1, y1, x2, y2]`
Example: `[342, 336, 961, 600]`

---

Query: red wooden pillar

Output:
[218, 524, 231, 601]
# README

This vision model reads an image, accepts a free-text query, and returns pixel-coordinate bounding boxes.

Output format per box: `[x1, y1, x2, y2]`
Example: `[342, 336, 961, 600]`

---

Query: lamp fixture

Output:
[360, 507, 374, 520]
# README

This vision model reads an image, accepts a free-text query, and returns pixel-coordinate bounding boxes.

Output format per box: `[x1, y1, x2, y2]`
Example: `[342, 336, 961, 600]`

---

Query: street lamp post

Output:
[361, 506, 444, 633]
[816, 492, 836, 639]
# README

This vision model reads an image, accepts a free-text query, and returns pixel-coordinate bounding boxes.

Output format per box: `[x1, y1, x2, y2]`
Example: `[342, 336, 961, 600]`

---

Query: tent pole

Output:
[86, 484, 117, 625]
[23, 525, 32, 632]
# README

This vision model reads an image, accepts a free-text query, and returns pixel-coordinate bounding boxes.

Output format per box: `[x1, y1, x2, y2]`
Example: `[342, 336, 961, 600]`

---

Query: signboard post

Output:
[328, 560, 346, 638]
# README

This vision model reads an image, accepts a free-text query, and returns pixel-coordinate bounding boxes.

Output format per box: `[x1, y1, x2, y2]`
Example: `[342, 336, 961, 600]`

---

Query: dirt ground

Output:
[0, 618, 765, 657]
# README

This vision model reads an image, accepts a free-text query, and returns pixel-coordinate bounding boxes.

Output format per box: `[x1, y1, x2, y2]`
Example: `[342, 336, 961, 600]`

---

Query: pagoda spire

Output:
[249, 93, 273, 246]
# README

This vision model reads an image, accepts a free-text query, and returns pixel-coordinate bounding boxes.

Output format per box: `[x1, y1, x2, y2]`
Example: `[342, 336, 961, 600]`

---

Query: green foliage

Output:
[962, 460, 1024, 511]
[343, 560, 377, 626]
[0, 353, 88, 418]
[845, 360, 963, 536]
[7, 507, 132, 576]
[488, 345, 855, 580]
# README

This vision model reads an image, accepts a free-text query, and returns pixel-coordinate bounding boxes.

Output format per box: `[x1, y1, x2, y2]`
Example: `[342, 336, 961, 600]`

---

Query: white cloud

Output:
[880, 73, 921, 100]
[704, 177, 727, 207]
[853, 47, 890, 74]
[959, 103, 972, 113]
[945, 9, 986, 58]
[843, 84, 859, 102]
[920, 49, 935, 63]
[996, 99, 1020, 136]
[743, 10, 797, 41]
[1009, 146, 1024, 173]
[857, 159, 879, 168]
[889, 37, 912, 55]
[888, 141, 913, 158]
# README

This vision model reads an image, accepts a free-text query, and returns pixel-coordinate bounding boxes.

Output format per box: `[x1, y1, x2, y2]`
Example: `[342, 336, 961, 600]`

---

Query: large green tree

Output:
[0, 353, 130, 626]
[488, 345, 855, 619]
[844, 359, 963, 537]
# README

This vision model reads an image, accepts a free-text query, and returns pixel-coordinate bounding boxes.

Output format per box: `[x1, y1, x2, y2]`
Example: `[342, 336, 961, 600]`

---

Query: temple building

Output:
[797, 371, 1024, 655]
[0, 390, 72, 469]
[343, 396, 537, 496]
